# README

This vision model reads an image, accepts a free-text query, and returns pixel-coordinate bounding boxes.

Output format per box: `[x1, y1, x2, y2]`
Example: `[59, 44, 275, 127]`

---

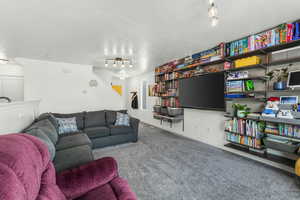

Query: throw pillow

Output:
[114, 112, 130, 126]
[26, 119, 59, 144]
[56, 117, 79, 135]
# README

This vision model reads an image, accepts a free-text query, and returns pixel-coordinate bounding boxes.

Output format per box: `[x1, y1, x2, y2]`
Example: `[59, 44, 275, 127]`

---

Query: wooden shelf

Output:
[269, 57, 300, 66]
[225, 130, 259, 138]
[225, 90, 266, 94]
[226, 140, 264, 150]
[174, 58, 225, 72]
[225, 98, 266, 101]
[225, 64, 267, 72]
[226, 76, 267, 81]
[224, 143, 296, 168]
[226, 39, 300, 61]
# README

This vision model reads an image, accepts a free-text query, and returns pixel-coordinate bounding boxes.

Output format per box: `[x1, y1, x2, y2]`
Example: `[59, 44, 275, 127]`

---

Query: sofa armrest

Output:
[56, 157, 118, 200]
[129, 117, 140, 142]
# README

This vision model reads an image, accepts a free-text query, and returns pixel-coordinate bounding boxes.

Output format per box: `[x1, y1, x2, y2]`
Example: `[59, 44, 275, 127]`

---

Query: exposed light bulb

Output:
[121, 61, 125, 68]
[105, 60, 108, 67]
[211, 16, 219, 27]
[113, 61, 117, 67]
[208, 0, 214, 5]
[129, 63, 133, 68]
[208, 4, 218, 18]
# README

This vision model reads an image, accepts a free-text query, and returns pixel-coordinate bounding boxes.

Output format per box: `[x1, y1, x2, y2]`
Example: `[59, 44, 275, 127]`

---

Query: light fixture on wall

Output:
[105, 57, 133, 69]
[208, 0, 219, 27]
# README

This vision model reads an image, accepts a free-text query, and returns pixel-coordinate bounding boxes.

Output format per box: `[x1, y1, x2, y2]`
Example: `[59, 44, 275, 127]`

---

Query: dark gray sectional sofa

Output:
[23, 110, 139, 172]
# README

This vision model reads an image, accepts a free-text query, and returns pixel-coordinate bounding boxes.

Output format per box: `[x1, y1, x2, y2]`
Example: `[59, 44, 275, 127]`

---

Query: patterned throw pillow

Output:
[56, 117, 79, 135]
[114, 112, 130, 126]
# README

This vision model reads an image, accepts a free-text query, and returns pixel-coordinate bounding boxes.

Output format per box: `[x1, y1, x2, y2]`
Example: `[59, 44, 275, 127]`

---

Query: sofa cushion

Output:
[105, 110, 127, 125]
[56, 117, 79, 135]
[25, 128, 56, 160]
[85, 111, 106, 127]
[52, 112, 85, 130]
[25, 119, 59, 144]
[84, 126, 110, 139]
[109, 125, 133, 136]
[54, 145, 94, 172]
[56, 133, 92, 151]
[37, 113, 59, 131]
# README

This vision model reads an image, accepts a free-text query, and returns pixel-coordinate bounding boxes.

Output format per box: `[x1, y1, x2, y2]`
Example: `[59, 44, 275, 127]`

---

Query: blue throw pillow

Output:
[56, 117, 79, 135]
[115, 112, 130, 126]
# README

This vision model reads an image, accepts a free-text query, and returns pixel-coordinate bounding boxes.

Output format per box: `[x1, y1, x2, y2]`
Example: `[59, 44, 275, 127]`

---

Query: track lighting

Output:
[104, 57, 133, 69]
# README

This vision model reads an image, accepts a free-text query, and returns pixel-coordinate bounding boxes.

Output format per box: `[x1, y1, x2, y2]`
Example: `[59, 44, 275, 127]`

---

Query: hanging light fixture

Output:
[104, 57, 133, 69]
[208, 0, 219, 27]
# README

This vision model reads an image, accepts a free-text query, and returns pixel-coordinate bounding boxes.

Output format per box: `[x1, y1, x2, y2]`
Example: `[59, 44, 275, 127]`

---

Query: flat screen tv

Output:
[179, 72, 225, 111]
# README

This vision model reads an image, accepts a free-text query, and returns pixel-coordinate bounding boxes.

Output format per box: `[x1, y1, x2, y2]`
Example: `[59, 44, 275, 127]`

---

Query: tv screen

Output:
[179, 72, 225, 111]
[288, 71, 300, 87]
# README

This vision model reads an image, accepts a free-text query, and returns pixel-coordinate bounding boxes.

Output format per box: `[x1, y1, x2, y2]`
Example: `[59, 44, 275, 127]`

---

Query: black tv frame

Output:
[179, 72, 225, 112]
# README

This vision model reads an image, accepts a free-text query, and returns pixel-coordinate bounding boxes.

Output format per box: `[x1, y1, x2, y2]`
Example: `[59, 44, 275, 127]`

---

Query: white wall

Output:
[125, 72, 225, 148]
[0, 100, 40, 134]
[17, 58, 125, 114]
[0, 63, 24, 101]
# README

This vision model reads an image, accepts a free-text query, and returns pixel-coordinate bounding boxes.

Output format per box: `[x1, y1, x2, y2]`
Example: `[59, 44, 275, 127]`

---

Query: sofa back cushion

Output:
[105, 110, 127, 125]
[25, 119, 59, 145]
[37, 113, 59, 131]
[52, 112, 85, 130]
[0, 134, 66, 200]
[25, 128, 56, 161]
[85, 111, 106, 127]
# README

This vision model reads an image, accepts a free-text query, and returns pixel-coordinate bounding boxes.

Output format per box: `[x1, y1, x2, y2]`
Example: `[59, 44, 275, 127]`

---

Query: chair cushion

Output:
[54, 145, 94, 172]
[52, 112, 85, 130]
[84, 127, 110, 139]
[105, 110, 127, 125]
[114, 112, 130, 126]
[85, 111, 106, 127]
[56, 133, 92, 151]
[78, 177, 137, 200]
[109, 125, 133, 136]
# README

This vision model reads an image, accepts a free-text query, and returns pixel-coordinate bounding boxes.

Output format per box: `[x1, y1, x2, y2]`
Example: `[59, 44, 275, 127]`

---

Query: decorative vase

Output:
[273, 81, 287, 90]
[237, 110, 246, 118]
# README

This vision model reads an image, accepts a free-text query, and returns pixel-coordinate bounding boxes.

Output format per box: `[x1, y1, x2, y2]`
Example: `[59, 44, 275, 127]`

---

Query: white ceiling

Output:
[0, 0, 300, 76]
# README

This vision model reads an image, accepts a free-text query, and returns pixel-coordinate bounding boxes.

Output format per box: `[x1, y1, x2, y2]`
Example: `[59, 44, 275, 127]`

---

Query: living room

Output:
[1, 1, 300, 199]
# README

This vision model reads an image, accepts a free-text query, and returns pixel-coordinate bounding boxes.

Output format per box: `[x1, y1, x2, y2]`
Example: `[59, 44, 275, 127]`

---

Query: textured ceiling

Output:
[0, 0, 300, 76]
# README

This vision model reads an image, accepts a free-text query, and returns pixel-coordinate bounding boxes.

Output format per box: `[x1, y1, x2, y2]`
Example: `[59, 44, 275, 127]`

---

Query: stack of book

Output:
[226, 132, 262, 149]
[265, 123, 300, 138]
[225, 118, 264, 138]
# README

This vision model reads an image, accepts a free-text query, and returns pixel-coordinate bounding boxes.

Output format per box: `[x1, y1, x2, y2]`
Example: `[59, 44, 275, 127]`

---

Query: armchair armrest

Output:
[56, 157, 118, 200]
[130, 117, 140, 142]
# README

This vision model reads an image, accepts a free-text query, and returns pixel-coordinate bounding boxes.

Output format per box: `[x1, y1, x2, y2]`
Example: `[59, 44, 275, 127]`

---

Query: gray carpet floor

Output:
[93, 123, 300, 200]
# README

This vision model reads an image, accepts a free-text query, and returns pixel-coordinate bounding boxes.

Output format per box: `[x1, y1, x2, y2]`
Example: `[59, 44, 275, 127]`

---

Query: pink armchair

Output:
[0, 134, 137, 200]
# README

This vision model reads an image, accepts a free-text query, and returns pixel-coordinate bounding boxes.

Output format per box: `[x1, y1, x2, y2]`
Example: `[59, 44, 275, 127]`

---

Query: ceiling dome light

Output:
[211, 16, 219, 27]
